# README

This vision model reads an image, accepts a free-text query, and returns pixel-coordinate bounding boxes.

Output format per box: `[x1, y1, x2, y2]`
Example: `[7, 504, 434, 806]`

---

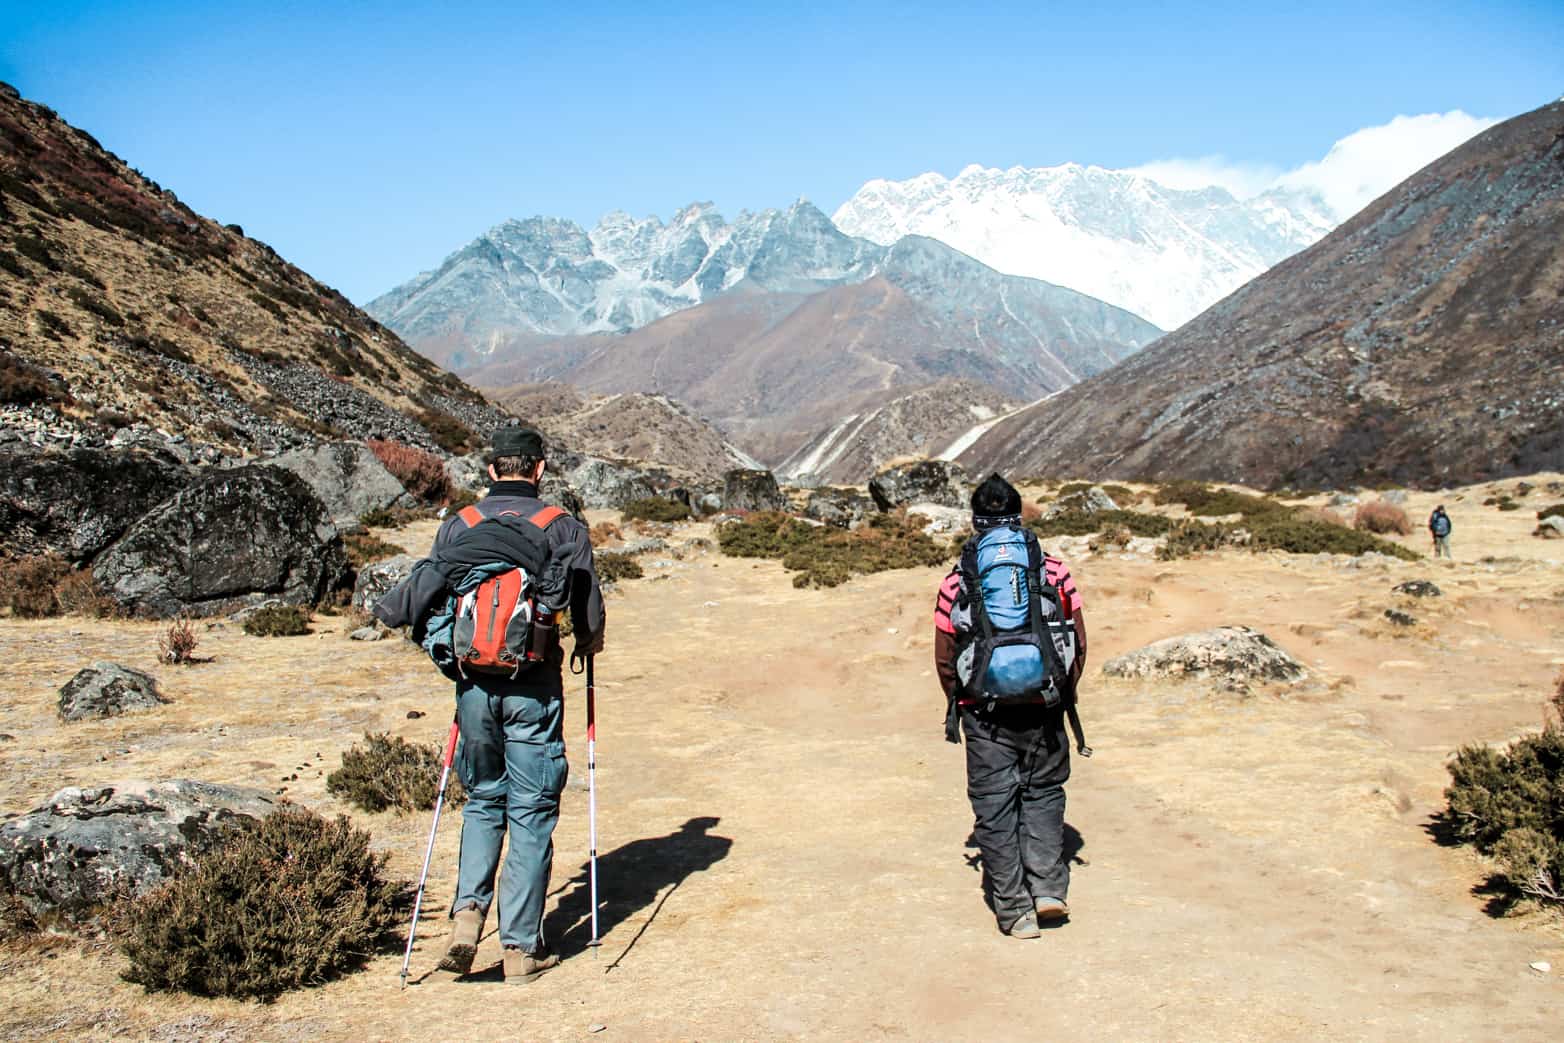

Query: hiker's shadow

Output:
[544, 815, 733, 964]
[963, 822, 1085, 873]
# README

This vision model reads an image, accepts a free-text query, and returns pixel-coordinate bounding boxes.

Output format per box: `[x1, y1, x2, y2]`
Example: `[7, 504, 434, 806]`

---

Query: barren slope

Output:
[963, 99, 1564, 489]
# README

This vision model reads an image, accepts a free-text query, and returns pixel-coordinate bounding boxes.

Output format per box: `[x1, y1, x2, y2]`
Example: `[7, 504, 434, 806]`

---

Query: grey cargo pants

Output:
[962, 703, 1071, 929]
[452, 669, 568, 953]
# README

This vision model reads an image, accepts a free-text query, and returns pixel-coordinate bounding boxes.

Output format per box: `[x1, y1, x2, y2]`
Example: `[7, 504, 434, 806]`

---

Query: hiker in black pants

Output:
[933, 475, 1088, 938]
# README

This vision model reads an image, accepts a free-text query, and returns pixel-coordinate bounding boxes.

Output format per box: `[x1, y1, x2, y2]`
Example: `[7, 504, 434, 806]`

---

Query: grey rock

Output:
[1393, 579, 1442, 598]
[538, 479, 587, 522]
[58, 662, 167, 721]
[696, 492, 724, 515]
[352, 553, 418, 612]
[93, 466, 349, 618]
[568, 458, 656, 510]
[868, 460, 969, 512]
[1534, 516, 1564, 539]
[1379, 489, 1409, 505]
[1384, 609, 1417, 626]
[445, 451, 490, 493]
[265, 442, 410, 525]
[1102, 626, 1307, 689]
[0, 779, 278, 923]
[723, 469, 789, 513]
[1327, 492, 1361, 507]
[806, 487, 875, 529]
[1043, 485, 1119, 518]
[0, 446, 190, 562]
[349, 626, 385, 642]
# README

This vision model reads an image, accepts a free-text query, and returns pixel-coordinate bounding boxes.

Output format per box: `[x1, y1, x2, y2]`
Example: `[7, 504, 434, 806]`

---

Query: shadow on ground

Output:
[544, 815, 734, 965]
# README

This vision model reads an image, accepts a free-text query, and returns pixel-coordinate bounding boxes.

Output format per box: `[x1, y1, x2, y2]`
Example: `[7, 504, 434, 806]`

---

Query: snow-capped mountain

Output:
[832, 164, 1336, 330]
[366, 201, 880, 367]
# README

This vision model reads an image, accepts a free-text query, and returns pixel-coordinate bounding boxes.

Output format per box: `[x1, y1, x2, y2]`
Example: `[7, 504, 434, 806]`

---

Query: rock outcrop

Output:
[263, 443, 410, 526]
[0, 446, 189, 562]
[1042, 486, 1119, 518]
[0, 780, 278, 923]
[57, 662, 167, 721]
[352, 554, 418, 612]
[868, 460, 969, 512]
[93, 466, 348, 618]
[805, 488, 875, 529]
[723, 469, 789, 513]
[1102, 626, 1307, 690]
[568, 458, 657, 510]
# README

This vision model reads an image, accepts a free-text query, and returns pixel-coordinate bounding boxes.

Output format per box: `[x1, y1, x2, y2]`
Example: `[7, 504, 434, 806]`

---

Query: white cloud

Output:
[1131, 110, 1500, 220]
[1271, 111, 1499, 218]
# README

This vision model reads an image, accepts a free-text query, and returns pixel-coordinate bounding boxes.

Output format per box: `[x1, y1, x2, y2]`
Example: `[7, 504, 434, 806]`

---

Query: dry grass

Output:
[1355, 501, 1413, 535]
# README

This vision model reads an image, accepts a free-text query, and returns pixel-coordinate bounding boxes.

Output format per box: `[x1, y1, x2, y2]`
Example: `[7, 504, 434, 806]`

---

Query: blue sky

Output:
[2, 1, 1560, 303]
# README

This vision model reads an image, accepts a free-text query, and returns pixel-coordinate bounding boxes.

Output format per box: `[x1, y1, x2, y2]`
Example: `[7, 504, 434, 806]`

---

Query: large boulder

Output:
[1534, 516, 1564, 539]
[264, 442, 410, 526]
[0, 446, 190, 562]
[806, 488, 875, 529]
[0, 780, 278, 924]
[539, 479, 587, 522]
[568, 458, 657, 510]
[1042, 485, 1119, 519]
[1102, 626, 1308, 690]
[93, 466, 349, 618]
[723, 469, 788, 513]
[352, 553, 418, 612]
[868, 460, 969, 512]
[58, 662, 166, 721]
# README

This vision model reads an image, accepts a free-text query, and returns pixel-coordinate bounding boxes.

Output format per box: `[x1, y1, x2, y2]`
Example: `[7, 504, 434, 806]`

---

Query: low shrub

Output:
[1152, 481, 1287, 518]
[718, 511, 947, 588]
[53, 568, 118, 617]
[622, 496, 691, 523]
[1028, 509, 1174, 539]
[326, 733, 466, 813]
[590, 521, 623, 547]
[1353, 500, 1412, 535]
[157, 616, 199, 665]
[1249, 515, 1419, 560]
[414, 408, 477, 455]
[596, 552, 645, 583]
[1443, 695, 1564, 908]
[0, 554, 71, 617]
[343, 532, 403, 568]
[367, 439, 451, 504]
[118, 808, 407, 998]
[1157, 519, 1236, 560]
[243, 605, 312, 637]
[446, 486, 479, 511]
[1483, 494, 1520, 511]
[1538, 504, 1564, 522]
[1, 348, 68, 406]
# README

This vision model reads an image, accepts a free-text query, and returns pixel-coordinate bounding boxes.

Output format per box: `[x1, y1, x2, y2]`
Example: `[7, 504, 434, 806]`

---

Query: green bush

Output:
[1028, 509, 1174, 539]
[1444, 720, 1564, 907]
[1153, 481, 1288, 518]
[596, 552, 645, 582]
[622, 496, 692, 523]
[326, 733, 466, 813]
[119, 808, 406, 999]
[1248, 516, 1419, 560]
[243, 604, 312, 636]
[719, 511, 947, 588]
[1157, 520, 1237, 560]
[344, 532, 403, 568]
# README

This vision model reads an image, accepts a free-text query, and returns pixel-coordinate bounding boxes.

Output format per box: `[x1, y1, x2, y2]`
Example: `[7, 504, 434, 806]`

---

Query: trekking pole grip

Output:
[442, 720, 459, 768]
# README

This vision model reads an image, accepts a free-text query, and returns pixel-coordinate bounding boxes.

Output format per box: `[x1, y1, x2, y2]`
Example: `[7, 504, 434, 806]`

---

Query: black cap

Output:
[971, 473, 1022, 518]
[487, 425, 545, 462]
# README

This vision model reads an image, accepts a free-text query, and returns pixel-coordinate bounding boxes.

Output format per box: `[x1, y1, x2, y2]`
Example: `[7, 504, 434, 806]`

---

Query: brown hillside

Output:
[963, 99, 1564, 489]
[0, 83, 506, 452]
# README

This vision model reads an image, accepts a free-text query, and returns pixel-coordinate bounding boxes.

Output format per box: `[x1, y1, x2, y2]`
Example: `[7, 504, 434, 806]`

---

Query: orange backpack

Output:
[451, 504, 566, 678]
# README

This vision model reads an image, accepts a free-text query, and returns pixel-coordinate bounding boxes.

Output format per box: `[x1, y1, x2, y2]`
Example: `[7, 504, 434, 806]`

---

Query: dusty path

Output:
[1, 479, 1562, 1040]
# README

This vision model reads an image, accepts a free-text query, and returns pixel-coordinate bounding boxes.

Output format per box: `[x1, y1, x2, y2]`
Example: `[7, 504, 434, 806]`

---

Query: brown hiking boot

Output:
[503, 946, 560, 983]
[1034, 897, 1070, 922]
[437, 907, 484, 974]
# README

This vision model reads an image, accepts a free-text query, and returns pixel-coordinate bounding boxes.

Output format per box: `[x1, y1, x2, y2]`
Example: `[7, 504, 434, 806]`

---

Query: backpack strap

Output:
[528, 505, 566, 530]
[458, 505, 485, 528]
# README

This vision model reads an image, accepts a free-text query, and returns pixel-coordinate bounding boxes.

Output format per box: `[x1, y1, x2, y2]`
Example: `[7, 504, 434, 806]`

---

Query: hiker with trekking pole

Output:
[375, 425, 606, 983]
[934, 474, 1090, 939]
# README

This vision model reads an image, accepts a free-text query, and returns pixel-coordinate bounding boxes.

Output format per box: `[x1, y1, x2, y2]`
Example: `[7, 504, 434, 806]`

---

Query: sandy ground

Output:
[1, 477, 1562, 1041]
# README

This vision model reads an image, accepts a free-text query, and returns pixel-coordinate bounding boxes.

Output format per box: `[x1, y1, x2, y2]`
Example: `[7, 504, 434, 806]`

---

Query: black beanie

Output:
[971, 473, 1022, 519]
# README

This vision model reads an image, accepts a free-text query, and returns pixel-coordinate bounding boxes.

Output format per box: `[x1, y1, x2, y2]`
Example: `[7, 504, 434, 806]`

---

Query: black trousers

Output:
[961, 703, 1071, 927]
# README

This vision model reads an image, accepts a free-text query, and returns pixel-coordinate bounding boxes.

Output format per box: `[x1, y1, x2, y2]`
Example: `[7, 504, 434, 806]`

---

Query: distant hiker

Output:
[1429, 505, 1453, 558]
[375, 426, 605, 982]
[934, 473, 1088, 939]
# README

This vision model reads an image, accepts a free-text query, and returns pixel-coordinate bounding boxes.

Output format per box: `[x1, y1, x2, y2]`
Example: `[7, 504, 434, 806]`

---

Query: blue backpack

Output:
[955, 525, 1074, 705]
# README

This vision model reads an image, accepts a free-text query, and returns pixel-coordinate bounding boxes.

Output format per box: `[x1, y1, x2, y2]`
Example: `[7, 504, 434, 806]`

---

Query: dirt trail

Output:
[1, 479, 1562, 1040]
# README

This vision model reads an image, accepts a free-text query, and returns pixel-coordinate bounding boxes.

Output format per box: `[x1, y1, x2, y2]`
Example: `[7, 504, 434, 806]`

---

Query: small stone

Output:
[1531, 961, 1551, 974]
[589, 1025, 607, 1034]
[1392, 580, 1442, 598]
[406, 710, 426, 719]
[1384, 609, 1417, 627]
[349, 626, 385, 642]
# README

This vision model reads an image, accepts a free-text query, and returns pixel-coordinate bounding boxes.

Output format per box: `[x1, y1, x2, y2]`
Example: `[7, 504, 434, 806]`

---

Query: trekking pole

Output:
[586, 654, 601, 956]
[400, 716, 460, 988]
